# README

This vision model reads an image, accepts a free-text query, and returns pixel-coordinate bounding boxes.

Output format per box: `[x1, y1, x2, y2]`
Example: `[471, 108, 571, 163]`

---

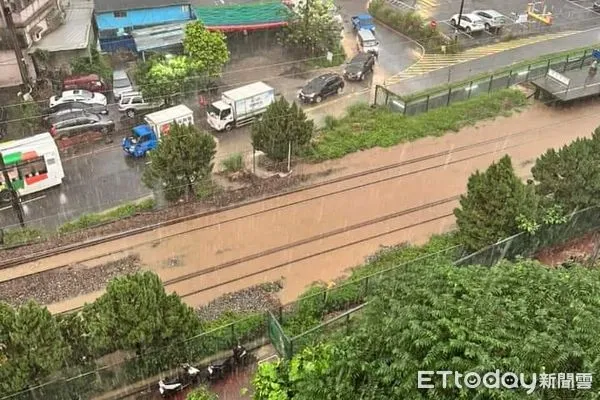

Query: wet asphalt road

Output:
[0, 1, 420, 232]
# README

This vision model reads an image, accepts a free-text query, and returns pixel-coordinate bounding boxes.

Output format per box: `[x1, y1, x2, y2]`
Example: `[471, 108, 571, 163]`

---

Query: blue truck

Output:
[351, 13, 375, 32]
[122, 104, 194, 157]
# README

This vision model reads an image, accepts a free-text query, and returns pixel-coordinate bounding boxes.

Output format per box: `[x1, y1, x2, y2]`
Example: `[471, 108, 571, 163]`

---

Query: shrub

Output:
[221, 153, 245, 173]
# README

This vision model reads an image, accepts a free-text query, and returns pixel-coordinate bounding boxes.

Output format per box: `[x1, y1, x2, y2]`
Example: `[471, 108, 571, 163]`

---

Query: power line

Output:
[1, 90, 599, 230]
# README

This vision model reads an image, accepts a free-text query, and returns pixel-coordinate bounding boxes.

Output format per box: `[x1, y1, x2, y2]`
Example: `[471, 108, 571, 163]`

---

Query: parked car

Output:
[356, 29, 379, 56]
[49, 90, 107, 108]
[62, 74, 107, 93]
[449, 13, 485, 34]
[594, 1, 600, 12]
[49, 111, 115, 139]
[472, 9, 507, 31]
[112, 69, 134, 100]
[42, 103, 108, 126]
[343, 52, 375, 81]
[41, 102, 108, 125]
[117, 92, 164, 118]
[298, 73, 344, 104]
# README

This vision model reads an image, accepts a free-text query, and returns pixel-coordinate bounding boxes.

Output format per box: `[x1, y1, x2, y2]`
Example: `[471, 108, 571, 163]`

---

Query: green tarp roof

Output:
[195, 1, 288, 26]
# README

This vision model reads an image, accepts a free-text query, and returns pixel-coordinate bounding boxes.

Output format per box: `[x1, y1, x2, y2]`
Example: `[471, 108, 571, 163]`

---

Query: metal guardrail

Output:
[374, 49, 596, 115]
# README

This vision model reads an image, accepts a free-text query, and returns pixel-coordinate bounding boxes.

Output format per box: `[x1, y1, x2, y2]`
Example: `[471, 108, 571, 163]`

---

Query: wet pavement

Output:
[0, 2, 419, 231]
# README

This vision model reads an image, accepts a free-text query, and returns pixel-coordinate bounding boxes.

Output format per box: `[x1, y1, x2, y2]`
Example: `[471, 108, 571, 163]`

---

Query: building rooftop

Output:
[94, 0, 190, 13]
[29, 0, 93, 53]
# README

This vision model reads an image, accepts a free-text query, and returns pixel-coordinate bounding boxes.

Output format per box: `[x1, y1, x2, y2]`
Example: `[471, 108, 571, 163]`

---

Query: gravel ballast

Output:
[197, 281, 283, 322]
[0, 174, 312, 264]
[0, 255, 141, 306]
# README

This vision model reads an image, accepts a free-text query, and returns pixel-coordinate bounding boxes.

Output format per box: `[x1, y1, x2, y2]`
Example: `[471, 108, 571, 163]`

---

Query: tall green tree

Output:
[254, 259, 600, 399]
[251, 97, 314, 162]
[90, 272, 200, 355]
[281, 0, 342, 57]
[0, 301, 67, 394]
[532, 127, 600, 213]
[143, 123, 217, 201]
[184, 21, 229, 77]
[454, 155, 538, 251]
[137, 55, 193, 105]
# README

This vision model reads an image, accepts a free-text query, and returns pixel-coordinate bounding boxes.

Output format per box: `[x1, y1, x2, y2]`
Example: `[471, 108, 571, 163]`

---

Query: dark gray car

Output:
[49, 111, 115, 139]
[42, 102, 108, 127]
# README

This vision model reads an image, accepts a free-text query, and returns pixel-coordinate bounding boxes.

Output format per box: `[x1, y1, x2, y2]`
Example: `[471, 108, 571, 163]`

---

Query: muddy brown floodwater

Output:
[2, 99, 600, 314]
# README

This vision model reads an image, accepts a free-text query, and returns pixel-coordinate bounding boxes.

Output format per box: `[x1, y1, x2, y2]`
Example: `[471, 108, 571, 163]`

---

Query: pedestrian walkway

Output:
[386, 31, 577, 84]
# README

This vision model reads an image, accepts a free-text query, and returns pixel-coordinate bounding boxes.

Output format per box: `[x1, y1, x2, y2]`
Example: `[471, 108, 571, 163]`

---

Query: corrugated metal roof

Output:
[94, 0, 190, 13]
[195, 1, 288, 26]
[131, 22, 185, 52]
[29, 1, 93, 53]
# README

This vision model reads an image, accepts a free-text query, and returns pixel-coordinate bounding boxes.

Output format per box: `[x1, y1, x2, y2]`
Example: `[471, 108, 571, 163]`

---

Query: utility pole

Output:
[0, 155, 25, 228]
[457, 0, 465, 30]
[454, 0, 465, 42]
[0, 0, 29, 86]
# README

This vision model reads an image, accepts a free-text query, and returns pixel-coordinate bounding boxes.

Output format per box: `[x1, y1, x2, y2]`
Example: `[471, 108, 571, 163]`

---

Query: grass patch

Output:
[401, 44, 600, 102]
[2, 227, 46, 247]
[306, 88, 527, 161]
[58, 198, 155, 234]
[305, 44, 347, 69]
[221, 153, 245, 173]
[368, 0, 459, 54]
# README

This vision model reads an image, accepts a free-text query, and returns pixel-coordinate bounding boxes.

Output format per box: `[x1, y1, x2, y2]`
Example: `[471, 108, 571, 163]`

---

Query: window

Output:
[17, 157, 47, 179]
[132, 97, 143, 104]
[114, 11, 127, 18]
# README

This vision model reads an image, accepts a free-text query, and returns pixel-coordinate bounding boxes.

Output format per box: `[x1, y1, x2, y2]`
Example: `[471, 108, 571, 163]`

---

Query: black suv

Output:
[343, 53, 376, 81]
[298, 73, 345, 104]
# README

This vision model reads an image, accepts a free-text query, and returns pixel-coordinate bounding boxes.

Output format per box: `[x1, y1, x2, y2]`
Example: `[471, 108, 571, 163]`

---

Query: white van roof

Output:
[145, 104, 193, 125]
[357, 29, 376, 41]
[223, 82, 273, 102]
[0, 132, 56, 154]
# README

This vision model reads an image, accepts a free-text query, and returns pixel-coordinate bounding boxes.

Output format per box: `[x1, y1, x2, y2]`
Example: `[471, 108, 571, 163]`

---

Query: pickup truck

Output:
[351, 13, 375, 32]
[122, 104, 194, 157]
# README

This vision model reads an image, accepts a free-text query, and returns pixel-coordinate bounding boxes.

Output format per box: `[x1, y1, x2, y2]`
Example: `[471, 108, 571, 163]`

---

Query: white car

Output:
[449, 13, 485, 34]
[112, 69, 134, 101]
[49, 90, 107, 108]
[473, 9, 507, 31]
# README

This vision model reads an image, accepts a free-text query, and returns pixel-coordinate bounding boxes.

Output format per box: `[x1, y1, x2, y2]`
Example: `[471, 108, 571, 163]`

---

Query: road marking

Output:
[385, 31, 577, 84]
[0, 195, 46, 211]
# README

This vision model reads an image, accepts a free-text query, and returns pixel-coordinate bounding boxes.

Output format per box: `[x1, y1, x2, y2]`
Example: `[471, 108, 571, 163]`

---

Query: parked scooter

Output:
[158, 363, 202, 398]
[207, 345, 251, 381]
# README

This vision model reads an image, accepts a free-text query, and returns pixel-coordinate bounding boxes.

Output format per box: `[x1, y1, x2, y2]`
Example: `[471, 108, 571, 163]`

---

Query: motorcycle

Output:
[207, 345, 251, 381]
[158, 363, 202, 398]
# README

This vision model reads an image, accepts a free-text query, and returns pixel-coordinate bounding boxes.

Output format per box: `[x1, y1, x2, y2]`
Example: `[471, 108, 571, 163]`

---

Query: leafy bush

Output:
[58, 199, 155, 234]
[307, 89, 527, 161]
[368, 0, 460, 54]
[221, 153, 245, 173]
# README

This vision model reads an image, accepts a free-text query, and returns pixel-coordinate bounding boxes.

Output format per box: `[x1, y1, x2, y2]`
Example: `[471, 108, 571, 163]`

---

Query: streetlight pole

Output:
[457, 0, 465, 26]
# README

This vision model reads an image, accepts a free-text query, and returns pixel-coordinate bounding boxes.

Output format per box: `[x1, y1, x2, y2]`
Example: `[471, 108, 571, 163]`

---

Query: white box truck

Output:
[207, 81, 275, 132]
[122, 104, 194, 157]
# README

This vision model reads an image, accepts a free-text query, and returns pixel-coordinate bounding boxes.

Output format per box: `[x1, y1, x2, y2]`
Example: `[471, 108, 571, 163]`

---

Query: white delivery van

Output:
[207, 82, 275, 132]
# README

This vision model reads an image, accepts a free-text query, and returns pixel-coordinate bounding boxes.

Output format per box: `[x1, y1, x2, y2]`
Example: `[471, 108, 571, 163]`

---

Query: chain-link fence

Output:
[456, 205, 600, 268]
[2, 314, 266, 400]
[376, 49, 596, 116]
